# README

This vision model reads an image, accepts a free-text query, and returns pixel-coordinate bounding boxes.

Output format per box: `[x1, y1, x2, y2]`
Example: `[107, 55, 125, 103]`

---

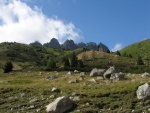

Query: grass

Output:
[0, 69, 150, 113]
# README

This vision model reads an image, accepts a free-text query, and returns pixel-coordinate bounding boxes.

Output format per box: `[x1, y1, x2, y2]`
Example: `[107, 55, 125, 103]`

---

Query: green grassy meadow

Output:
[0, 69, 150, 113]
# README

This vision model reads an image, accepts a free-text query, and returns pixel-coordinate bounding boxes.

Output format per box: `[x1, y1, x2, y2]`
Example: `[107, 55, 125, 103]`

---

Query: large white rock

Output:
[46, 96, 73, 113]
[136, 83, 150, 100]
[110, 72, 125, 80]
[141, 72, 150, 78]
[103, 66, 115, 78]
[90, 68, 105, 76]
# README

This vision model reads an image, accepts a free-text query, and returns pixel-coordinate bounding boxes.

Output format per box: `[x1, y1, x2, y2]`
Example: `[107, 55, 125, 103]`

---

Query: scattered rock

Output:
[20, 93, 26, 98]
[68, 79, 77, 83]
[46, 96, 73, 113]
[90, 68, 105, 76]
[28, 105, 35, 109]
[45, 76, 56, 80]
[110, 72, 125, 80]
[52, 87, 60, 93]
[103, 66, 115, 78]
[88, 78, 97, 84]
[72, 96, 80, 101]
[79, 76, 83, 81]
[50, 95, 55, 99]
[136, 83, 150, 100]
[67, 71, 72, 75]
[85, 102, 90, 106]
[36, 108, 41, 112]
[39, 72, 42, 76]
[74, 70, 79, 73]
[97, 76, 104, 80]
[29, 98, 38, 103]
[141, 72, 150, 78]
[80, 72, 86, 76]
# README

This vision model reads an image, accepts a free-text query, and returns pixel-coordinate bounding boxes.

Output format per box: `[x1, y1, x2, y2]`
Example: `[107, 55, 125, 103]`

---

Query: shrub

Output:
[3, 61, 13, 73]
[47, 59, 56, 69]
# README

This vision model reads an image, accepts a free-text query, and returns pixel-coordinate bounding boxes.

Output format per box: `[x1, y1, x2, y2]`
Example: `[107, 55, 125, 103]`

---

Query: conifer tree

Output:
[3, 61, 13, 73]
[137, 56, 144, 65]
[70, 52, 77, 67]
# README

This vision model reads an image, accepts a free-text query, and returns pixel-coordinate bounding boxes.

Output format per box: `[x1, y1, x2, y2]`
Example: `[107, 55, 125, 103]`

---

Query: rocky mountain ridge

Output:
[30, 38, 110, 52]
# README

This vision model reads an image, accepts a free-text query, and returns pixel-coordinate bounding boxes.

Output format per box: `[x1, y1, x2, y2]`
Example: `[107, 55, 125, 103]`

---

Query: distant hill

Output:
[120, 38, 150, 64]
[0, 42, 83, 70]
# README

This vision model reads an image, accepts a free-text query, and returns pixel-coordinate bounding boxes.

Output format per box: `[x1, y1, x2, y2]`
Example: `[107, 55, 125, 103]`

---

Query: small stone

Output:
[50, 95, 55, 99]
[88, 79, 97, 84]
[97, 76, 104, 80]
[86, 102, 90, 106]
[68, 79, 77, 83]
[67, 71, 71, 75]
[74, 70, 79, 73]
[29, 105, 35, 109]
[36, 108, 40, 112]
[80, 72, 86, 76]
[20, 93, 26, 98]
[39, 72, 42, 76]
[30, 98, 38, 103]
[51, 87, 60, 92]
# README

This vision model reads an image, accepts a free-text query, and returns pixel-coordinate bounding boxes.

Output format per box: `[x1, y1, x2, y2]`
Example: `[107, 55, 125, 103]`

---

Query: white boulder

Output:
[136, 83, 150, 100]
[141, 72, 150, 78]
[46, 96, 73, 113]
[103, 66, 115, 78]
[90, 68, 105, 76]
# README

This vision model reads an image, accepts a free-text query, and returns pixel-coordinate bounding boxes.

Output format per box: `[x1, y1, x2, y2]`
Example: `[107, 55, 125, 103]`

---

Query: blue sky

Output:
[0, 0, 150, 51]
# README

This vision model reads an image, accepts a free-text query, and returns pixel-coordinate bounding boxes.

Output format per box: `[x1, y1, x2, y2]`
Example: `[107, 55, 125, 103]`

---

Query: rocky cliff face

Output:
[86, 42, 98, 50]
[42, 38, 110, 52]
[61, 39, 77, 50]
[98, 42, 110, 52]
[43, 38, 61, 49]
[77, 42, 86, 48]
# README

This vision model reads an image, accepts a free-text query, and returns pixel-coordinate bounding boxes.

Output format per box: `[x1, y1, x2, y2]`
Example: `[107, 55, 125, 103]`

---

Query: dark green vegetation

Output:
[3, 61, 13, 73]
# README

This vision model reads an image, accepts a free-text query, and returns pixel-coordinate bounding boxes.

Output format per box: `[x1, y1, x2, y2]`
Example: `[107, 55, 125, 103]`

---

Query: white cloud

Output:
[0, 0, 82, 44]
[111, 43, 122, 52]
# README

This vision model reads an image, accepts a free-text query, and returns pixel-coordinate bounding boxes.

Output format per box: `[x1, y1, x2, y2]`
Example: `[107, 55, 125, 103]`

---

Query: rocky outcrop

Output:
[103, 66, 115, 78]
[136, 83, 150, 100]
[77, 42, 86, 48]
[43, 38, 61, 49]
[62, 39, 77, 50]
[86, 42, 98, 50]
[141, 72, 150, 78]
[98, 42, 110, 53]
[110, 72, 125, 80]
[46, 96, 73, 113]
[30, 41, 42, 46]
[90, 68, 105, 76]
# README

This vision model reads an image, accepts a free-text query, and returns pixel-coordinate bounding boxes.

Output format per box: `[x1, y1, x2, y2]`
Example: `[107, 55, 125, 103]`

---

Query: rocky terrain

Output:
[0, 67, 150, 113]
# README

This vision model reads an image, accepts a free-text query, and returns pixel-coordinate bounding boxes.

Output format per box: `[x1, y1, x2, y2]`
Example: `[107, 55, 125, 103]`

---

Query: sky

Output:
[0, 0, 150, 51]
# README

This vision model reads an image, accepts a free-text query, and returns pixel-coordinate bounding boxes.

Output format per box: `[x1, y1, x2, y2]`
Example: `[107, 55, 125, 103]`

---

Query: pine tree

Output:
[70, 52, 77, 67]
[137, 56, 144, 65]
[64, 58, 70, 67]
[3, 61, 13, 73]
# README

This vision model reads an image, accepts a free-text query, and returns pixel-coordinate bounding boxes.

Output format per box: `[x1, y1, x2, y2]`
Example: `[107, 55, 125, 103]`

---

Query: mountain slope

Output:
[120, 38, 150, 62]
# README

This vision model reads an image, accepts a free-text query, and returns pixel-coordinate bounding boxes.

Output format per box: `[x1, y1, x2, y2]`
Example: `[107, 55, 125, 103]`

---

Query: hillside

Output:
[0, 41, 150, 73]
[120, 38, 150, 65]
[0, 42, 83, 70]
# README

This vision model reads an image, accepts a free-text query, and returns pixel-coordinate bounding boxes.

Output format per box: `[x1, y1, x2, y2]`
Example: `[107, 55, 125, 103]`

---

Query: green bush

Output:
[3, 61, 13, 73]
